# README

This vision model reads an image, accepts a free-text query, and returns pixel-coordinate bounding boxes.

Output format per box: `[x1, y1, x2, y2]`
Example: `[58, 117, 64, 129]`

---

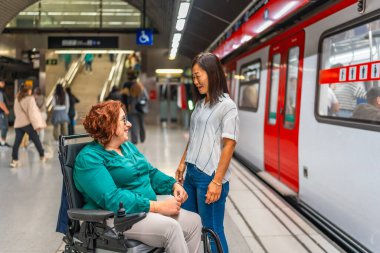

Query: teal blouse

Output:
[74, 141, 176, 214]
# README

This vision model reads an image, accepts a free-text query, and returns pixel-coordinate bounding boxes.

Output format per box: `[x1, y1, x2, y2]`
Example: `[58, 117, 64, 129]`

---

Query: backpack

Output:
[135, 89, 149, 114]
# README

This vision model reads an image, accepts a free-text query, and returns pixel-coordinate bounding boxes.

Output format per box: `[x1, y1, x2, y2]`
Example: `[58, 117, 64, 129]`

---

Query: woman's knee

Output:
[179, 209, 202, 236]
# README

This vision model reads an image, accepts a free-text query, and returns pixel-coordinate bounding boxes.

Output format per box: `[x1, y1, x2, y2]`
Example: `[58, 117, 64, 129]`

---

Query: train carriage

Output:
[216, 0, 380, 252]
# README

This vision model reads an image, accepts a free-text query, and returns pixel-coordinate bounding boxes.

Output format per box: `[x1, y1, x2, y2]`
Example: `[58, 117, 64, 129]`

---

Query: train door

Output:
[264, 31, 304, 192]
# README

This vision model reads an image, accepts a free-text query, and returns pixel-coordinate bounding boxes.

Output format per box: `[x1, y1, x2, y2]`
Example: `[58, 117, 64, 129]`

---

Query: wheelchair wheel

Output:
[203, 234, 212, 253]
[202, 228, 223, 253]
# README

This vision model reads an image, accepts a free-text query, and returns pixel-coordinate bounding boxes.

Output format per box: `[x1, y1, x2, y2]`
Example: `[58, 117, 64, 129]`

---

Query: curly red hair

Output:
[83, 100, 123, 145]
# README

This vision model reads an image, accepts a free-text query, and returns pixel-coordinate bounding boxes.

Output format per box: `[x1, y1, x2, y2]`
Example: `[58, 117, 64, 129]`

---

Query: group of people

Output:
[51, 84, 80, 140]
[0, 80, 80, 167]
[71, 52, 239, 253]
[105, 78, 148, 145]
[327, 81, 380, 120]
[325, 63, 380, 120]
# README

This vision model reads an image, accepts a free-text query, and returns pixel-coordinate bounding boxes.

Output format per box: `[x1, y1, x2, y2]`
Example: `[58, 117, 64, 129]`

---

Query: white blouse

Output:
[185, 93, 239, 182]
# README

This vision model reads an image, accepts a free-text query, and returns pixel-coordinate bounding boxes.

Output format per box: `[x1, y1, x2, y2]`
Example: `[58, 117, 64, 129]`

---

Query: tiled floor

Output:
[0, 124, 343, 253]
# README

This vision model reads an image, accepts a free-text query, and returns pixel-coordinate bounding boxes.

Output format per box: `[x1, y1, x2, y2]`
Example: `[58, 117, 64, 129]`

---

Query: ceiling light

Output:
[108, 22, 123, 25]
[176, 19, 185, 31]
[60, 21, 76, 25]
[80, 12, 98, 16]
[273, 1, 298, 20]
[255, 20, 273, 33]
[171, 41, 180, 49]
[155, 69, 183, 74]
[178, 2, 190, 19]
[173, 33, 182, 43]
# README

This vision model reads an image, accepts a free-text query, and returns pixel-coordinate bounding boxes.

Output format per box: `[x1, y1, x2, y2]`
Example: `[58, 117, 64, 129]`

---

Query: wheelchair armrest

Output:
[68, 208, 114, 222]
[114, 212, 147, 233]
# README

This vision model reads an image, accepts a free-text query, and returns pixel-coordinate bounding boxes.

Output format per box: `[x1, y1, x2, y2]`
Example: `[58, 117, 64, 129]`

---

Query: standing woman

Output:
[65, 87, 80, 135]
[175, 52, 239, 253]
[33, 87, 47, 143]
[11, 85, 46, 167]
[51, 84, 69, 141]
[128, 81, 147, 144]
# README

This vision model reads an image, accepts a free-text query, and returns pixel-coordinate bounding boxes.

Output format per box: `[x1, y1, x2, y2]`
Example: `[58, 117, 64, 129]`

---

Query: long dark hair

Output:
[191, 52, 228, 106]
[55, 84, 66, 105]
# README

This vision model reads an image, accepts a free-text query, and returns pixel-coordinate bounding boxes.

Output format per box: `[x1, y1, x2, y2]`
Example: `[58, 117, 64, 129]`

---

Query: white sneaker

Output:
[40, 156, 47, 163]
[10, 160, 20, 168]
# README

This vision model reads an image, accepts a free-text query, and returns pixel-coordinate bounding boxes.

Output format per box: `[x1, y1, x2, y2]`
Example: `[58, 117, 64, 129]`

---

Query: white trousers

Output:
[108, 208, 202, 253]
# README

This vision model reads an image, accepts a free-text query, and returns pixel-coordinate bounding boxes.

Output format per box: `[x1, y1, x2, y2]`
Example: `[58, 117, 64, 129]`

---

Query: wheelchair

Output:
[57, 134, 223, 253]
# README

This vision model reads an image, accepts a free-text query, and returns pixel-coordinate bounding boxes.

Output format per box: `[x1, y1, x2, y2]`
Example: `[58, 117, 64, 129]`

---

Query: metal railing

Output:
[99, 53, 127, 102]
[46, 54, 84, 112]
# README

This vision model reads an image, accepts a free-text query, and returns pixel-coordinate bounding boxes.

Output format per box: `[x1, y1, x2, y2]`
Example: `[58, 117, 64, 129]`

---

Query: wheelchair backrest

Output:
[58, 134, 92, 210]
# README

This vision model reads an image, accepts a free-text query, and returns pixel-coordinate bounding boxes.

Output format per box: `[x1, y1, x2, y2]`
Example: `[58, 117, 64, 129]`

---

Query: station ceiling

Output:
[128, 0, 251, 59]
[0, 0, 251, 60]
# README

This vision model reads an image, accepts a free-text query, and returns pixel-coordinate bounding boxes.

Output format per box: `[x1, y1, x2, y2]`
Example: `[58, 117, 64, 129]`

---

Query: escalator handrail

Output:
[46, 54, 85, 112]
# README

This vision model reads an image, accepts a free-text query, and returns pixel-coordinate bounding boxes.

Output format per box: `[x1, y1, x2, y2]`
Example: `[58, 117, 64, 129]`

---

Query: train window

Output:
[318, 18, 380, 126]
[268, 54, 281, 125]
[238, 60, 261, 111]
[284, 47, 300, 129]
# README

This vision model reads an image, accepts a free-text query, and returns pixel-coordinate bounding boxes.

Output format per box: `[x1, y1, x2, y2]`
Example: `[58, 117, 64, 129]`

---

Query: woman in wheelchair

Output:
[74, 100, 202, 253]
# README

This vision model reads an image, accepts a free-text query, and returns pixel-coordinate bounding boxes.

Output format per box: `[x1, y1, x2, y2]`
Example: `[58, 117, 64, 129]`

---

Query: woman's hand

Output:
[205, 180, 222, 204]
[173, 182, 188, 203]
[156, 197, 181, 216]
[175, 164, 186, 184]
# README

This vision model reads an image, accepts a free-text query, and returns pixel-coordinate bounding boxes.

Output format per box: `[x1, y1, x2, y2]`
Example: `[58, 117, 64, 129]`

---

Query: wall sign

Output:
[48, 36, 118, 49]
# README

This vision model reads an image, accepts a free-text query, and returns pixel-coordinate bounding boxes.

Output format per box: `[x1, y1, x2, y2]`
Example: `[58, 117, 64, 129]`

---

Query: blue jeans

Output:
[0, 113, 8, 139]
[182, 163, 229, 253]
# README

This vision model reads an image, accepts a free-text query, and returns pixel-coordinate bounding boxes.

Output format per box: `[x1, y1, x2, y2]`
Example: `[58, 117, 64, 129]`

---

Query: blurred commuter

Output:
[109, 53, 114, 63]
[127, 52, 141, 76]
[175, 52, 239, 253]
[65, 87, 80, 135]
[331, 63, 367, 118]
[353, 87, 380, 121]
[33, 87, 47, 143]
[327, 85, 340, 115]
[128, 81, 147, 144]
[105, 86, 122, 102]
[63, 54, 72, 71]
[120, 81, 133, 112]
[0, 80, 11, 147]
[75, 100, 202, 253]
[84, 53, 94, 72]
[11, 85, 46, 167]
[51, 84, 69, 141]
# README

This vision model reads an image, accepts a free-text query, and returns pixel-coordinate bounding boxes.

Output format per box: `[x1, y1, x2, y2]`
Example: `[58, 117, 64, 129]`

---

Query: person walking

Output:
[65, 87, 80, 135]
[0, 80, 11, 147]
[10, 85, 46, 167]
[84, 53, 94, 72]
[51, 84, 69, 141]
[33, 87, 47, 143]
[175, 52, 240, 253]
[128, 81, 147, 144]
